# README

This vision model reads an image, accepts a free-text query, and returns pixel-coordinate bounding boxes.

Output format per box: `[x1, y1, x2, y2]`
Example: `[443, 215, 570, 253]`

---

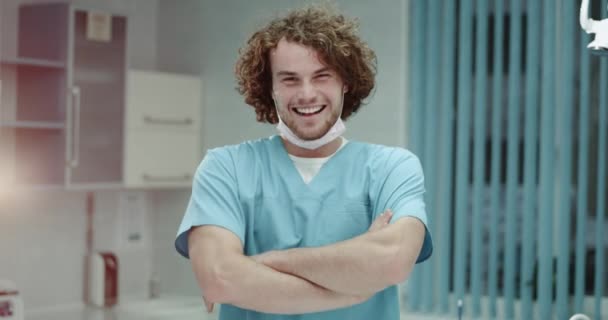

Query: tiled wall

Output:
[148, 190, 199, 297]
[1, 191, 89, 308]
[0, 189, 162, 308]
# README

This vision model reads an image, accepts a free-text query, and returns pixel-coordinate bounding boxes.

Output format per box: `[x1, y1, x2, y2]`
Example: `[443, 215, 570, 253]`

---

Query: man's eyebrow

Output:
[276, 71, 297, 77]
[313, 67, 333, 74]
[275, 67, 333, 77]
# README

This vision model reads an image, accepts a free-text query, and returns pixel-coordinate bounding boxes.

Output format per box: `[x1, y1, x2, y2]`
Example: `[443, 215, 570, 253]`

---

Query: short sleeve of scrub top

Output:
[376, 148, 433, 263]
[175, 149, 245, 258]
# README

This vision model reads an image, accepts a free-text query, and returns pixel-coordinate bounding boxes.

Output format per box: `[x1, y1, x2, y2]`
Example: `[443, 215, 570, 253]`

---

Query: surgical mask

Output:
[273, 89, 346, 150]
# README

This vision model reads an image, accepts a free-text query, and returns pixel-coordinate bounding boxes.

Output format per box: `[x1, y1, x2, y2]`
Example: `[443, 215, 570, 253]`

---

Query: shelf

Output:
[0, 121, 65, 129]
[14, 128, 65, 185]
[0, 57, 66, 69]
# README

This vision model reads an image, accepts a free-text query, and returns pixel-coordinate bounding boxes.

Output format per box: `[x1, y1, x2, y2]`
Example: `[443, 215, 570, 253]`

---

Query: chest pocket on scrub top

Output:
[316, 199, 372, 245]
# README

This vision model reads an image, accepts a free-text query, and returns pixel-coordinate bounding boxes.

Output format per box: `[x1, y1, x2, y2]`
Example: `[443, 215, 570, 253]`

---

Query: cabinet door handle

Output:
[0, 79, 3, 124]
[142, 173, 191, 182]
[70, 87, 81, 167]
[143, 115, 193, 126]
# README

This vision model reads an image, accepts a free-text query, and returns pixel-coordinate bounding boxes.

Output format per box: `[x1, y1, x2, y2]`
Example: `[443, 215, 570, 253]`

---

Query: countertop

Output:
[24, 296, 448, 320]
[25, 296, 218, 320]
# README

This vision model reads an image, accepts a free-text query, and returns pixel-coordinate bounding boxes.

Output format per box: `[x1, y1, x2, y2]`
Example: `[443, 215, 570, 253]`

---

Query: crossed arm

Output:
[188, 210, 426, 314]
[188, 225, 367, 314]
[253, 213, 425, 296]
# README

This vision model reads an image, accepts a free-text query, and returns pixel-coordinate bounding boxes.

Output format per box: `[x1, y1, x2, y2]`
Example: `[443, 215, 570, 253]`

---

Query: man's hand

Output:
[203, 295, 214, 313]
[368, 209, 393, 232]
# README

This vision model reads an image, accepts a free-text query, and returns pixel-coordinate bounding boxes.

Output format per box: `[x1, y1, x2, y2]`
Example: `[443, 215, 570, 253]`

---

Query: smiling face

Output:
[270, 38, 346, 140]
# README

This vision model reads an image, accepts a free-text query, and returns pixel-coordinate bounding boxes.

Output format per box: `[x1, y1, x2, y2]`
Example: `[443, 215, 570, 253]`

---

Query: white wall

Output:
[0, 0, 412, 310]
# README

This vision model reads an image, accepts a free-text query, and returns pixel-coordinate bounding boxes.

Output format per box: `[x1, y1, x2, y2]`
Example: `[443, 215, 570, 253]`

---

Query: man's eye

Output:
[282, 77, 297, 83]
[316, 74, 331, 79]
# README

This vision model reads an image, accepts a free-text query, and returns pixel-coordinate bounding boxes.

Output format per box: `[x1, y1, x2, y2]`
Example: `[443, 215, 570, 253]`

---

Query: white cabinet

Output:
[126, 71, 201, 130]
[123, 70, 202, 189]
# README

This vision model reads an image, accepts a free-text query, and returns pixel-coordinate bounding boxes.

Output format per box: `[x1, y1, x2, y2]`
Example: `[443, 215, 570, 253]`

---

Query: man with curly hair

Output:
[175, 4, 432, 320]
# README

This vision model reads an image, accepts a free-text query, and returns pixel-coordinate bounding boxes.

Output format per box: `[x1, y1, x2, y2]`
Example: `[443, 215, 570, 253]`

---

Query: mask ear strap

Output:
[272, 91, 283, 123]
[340, 87, 346, 116]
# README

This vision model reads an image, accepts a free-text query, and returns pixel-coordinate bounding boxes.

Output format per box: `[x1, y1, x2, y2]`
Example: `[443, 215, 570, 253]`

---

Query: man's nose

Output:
[296, 81, 317, 102]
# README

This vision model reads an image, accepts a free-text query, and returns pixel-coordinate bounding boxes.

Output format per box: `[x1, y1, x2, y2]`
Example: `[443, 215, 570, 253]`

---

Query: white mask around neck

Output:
[273, 89, 346, 150]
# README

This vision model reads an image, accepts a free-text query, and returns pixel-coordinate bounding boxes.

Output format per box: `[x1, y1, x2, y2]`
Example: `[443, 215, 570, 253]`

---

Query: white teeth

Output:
[294, 105, 323, 114]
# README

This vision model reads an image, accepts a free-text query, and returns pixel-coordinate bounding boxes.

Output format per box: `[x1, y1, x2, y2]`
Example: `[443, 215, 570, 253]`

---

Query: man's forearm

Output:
[205, 254, 368, 314]
[256, 217, 425, 295]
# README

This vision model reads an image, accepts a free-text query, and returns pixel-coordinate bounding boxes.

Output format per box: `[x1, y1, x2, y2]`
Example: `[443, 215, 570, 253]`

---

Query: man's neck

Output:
[281, 136, 343, 158]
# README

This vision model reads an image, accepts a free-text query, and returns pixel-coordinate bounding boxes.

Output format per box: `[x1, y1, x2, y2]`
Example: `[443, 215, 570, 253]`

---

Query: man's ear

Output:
[343, 85, 348, 93]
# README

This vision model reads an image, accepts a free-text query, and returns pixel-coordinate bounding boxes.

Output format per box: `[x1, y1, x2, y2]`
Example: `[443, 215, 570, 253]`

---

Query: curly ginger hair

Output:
[235, 4, 377, 124]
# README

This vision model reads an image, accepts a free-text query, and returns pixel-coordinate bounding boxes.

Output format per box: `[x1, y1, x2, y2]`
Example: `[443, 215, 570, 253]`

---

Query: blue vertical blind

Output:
[407, 0, 608, 319]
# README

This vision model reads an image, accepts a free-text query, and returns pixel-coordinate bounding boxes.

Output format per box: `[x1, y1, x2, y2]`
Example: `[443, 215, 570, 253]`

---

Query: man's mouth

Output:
[292, 105, 326, 116]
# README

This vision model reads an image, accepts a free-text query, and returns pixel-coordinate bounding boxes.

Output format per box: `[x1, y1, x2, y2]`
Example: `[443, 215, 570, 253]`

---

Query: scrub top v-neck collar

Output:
[271, 135, 351, 193]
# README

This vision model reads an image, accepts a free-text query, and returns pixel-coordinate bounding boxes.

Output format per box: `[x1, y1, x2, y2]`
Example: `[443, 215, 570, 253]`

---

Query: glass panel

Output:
[16, 65, 66, 123]
[18, 3, 69, 62]
[69, 10, 125, 184]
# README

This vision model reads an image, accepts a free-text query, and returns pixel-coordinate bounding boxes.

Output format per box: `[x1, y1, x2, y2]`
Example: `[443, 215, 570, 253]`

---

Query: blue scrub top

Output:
[176, 135, 433, 320]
